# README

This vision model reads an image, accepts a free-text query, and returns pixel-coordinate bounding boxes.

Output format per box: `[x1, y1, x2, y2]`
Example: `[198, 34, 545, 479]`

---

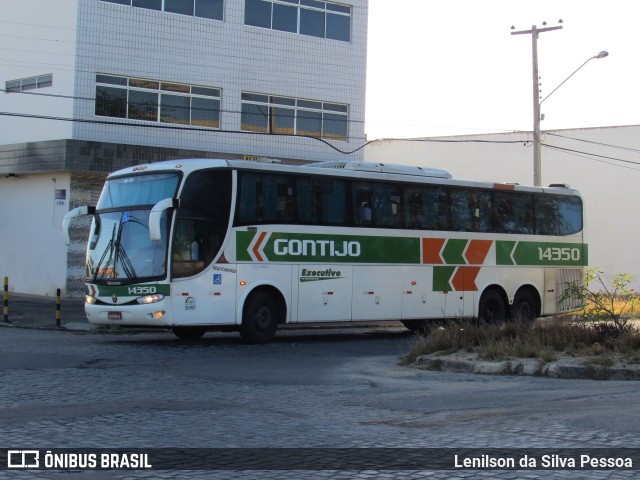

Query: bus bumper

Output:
[85, 300, 173, 327]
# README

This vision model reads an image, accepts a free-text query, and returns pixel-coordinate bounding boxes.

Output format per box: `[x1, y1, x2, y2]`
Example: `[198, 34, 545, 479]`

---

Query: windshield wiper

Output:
[92, 213, 138, 283]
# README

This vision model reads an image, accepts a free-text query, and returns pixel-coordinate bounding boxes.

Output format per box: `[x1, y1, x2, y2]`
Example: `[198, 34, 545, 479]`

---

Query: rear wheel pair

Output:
[479, 288, 538, 323]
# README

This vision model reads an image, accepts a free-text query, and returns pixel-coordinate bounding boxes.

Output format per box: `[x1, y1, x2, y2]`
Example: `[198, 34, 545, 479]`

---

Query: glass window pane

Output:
[558, 196, 583, 235]
[160, 94, 190, 124]
[535, 196, 557, 235]
[191, 97, 220, 128]
[327, 3, 350, 13]
[165, 0, 194, 15]
[322, 112, 347, 140]
[128, 90, 158, 121]
[301, 0, 325, 9]
[161, 82, 190, 93]
[323, 102, 347, 112]
[21, 77, 37, 90]
[241, 103, 269, 132]
[103, 0, 131, 5]
[192, 86, 220, 97]
[96, 74, 127, 86]
[37, 74, 53, 88]
[95, 86, 127, 118]
[298, 99, 321, 109]
[296, 110, 322, 137]
[129, 78, 159, 89]
[326, 12, 350, 41]
[273, 3, 298, 33]
[300, 8, 325, 38]
[270, 96, 296, 106]
[6, 80, 21, 92]
[245, 0, 272, 28]
[196, 0, 224, 20]
[272, 107, 295, 134]
[132, 0, 161, 10]
[242, 92, 268, 103]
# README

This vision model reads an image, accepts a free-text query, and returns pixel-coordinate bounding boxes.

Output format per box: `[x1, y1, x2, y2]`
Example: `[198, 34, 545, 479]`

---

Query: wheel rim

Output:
[254, 305, 273, 331]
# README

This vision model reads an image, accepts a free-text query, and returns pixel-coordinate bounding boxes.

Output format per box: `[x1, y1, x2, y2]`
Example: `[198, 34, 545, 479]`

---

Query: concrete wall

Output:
[365, 125, 640, 288]
[0, 0, 78, 145]
[0, 173, 72, 296]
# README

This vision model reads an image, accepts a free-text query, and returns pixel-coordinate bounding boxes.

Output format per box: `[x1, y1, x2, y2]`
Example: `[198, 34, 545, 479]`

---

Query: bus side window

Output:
[296, 177, 317, 223]
[353, 182, 373, 226]
[557, 195, 583, 235]
[404, 189, 426, 229]
[322, 180, 347, 225]
[423, 186, 449, 230]
[373, 183, 402, 227]
[535, 195, 558, 235]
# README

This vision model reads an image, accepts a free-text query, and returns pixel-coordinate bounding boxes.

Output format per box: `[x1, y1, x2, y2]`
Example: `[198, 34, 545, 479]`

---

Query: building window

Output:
[245, 0, 351, 42]
[241, 92, 348, 141]
[95, 74, 221, 128]
[5, 74, 53, 93]
[100, 0, 224, 21]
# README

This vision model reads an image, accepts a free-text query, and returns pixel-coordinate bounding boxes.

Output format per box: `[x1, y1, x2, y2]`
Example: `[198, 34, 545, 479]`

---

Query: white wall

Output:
[0, 0, 78, 144]
[71, 0, 368, 162]
[0, 173, 71, 295]
[365, 125, 640, 288]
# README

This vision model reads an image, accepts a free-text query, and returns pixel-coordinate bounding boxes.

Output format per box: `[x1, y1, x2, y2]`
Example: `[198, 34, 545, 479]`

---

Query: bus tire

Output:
[511, 288, 539, 322]
[240, 291, 279, 344]
[478, 289, 507, 324]
[401, 319, 445, 334]
[172, 327, 206, 340]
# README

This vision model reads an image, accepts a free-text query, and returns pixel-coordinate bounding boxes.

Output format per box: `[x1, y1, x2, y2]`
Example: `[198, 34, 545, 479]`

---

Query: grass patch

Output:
[402, 317, 640, 366]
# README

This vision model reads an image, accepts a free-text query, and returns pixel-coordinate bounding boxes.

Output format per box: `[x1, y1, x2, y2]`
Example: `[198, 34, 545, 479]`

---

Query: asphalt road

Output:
[1, 325, 639, 479]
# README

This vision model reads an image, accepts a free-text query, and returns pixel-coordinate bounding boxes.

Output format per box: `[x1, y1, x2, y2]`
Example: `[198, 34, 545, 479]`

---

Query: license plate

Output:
[108, 312, 122, 320]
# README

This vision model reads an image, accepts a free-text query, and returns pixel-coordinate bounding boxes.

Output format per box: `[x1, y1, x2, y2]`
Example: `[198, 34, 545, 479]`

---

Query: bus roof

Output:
[106, 158, 581, 196]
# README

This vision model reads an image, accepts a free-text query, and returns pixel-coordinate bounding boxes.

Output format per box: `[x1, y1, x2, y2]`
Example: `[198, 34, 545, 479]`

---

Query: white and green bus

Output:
[63, 159, 586, 343]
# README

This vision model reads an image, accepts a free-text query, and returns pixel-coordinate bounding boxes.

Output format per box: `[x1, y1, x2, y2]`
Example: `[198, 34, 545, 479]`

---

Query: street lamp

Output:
[512, 22, 608, 186]
[532, 50, 608, 186]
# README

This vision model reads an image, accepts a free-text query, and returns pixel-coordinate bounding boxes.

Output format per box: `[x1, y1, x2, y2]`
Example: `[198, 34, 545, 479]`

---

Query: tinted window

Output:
[273, 3, 298, 32]
[195, 0, 224, 19]
[132, 0, 161, 10]
[326, 12, 350, 41]
[245, 0, 272, 28]
[165, 0, 194, 15]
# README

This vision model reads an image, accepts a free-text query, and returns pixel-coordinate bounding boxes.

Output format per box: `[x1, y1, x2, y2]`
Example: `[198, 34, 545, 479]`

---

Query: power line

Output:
[546, 132, 640, 154]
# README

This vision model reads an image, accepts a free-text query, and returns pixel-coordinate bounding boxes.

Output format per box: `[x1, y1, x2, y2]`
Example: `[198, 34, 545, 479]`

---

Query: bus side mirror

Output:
[149, 198, 179, 241]
[62, 206, 95, 245]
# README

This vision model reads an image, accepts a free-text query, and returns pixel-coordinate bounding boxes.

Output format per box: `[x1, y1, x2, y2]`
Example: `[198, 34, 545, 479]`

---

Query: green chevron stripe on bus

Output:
[496, 241, 588, 266]
[236, 231, 420, 264]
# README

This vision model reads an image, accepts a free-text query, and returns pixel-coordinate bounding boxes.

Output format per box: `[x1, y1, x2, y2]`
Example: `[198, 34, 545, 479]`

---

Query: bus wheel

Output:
[511, 289, 538, 322]
[240, 291, 279, 344]
[478, 289, 506, 324]
[402, 320, 428, 333]
[172, 327, 206, 340]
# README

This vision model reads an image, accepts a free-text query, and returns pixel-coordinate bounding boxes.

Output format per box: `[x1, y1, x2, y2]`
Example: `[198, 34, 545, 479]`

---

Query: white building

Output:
[0, 0, 368, 296]
[365, 125, 640, 289]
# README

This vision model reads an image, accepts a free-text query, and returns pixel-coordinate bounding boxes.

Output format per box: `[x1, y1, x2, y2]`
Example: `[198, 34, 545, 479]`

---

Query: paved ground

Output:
[1, 321, 640, 479]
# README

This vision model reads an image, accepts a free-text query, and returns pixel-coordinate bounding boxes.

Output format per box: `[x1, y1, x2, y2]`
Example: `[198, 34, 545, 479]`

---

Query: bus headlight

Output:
[136, 294, 165, 305]
[86, 295, 97, 305]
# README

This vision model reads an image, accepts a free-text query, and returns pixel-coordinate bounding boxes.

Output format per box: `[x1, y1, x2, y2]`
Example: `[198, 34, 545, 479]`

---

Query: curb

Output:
[414, 355, 640, 380]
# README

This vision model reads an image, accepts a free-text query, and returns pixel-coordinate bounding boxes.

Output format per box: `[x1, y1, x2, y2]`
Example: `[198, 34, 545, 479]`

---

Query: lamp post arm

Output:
[540, 52, 607, 105]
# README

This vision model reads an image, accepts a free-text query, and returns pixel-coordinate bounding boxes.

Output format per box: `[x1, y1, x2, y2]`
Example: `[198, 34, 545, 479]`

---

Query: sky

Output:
[365, 0, 640, 140]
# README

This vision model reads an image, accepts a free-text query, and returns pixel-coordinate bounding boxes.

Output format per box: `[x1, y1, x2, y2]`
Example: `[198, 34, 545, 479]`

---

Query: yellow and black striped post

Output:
[3, 277, 8, 323]
[56, 288, 61, 327]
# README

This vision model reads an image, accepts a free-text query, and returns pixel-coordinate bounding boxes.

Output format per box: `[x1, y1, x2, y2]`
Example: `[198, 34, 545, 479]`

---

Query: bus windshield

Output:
[87, 209, 169, 283]
[88, 172, 180, 284]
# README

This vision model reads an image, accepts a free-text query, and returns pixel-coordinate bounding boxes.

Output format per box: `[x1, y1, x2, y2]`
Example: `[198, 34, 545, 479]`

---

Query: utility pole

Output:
[511, 23, 563, 187]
